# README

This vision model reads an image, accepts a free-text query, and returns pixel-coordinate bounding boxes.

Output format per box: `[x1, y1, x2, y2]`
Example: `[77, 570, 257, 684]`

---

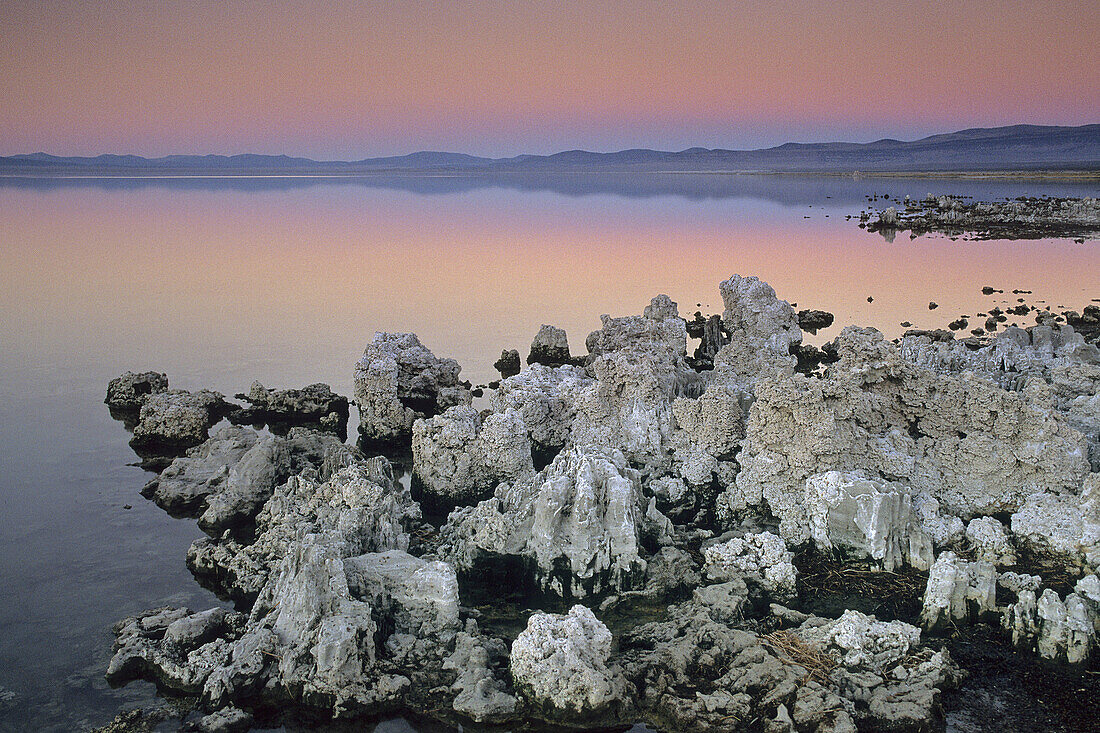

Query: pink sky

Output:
[1, 0, 1097, 157]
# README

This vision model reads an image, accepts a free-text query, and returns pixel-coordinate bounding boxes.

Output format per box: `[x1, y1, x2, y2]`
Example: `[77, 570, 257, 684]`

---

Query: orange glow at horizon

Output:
[1, 1, 1097, 157]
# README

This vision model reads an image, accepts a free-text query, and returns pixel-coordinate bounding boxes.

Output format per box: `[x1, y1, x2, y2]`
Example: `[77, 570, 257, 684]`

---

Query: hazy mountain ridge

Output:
[3, 124, 1097, 174]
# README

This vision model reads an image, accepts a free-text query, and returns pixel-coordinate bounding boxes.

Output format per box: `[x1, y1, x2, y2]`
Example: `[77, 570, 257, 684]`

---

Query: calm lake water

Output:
[0, 173, 1097, 731]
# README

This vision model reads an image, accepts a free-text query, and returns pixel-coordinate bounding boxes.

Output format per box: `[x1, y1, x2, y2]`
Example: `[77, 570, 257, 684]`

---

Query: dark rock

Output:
[797, 309, 835, 335]
[903, 329, 955, 342]
[493, 349, 522, 378]
[929, 302, 939, 310]
[949, 318, 969, 331]
[230, 382, 348, 441]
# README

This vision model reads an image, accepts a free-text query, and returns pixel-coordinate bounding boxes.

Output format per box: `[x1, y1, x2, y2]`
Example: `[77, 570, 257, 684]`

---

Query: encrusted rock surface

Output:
[101, 272, 1100, 731]
[129, 389, 232, 464]
[106, 371, 169, 414]
[353, 332, 470, 446]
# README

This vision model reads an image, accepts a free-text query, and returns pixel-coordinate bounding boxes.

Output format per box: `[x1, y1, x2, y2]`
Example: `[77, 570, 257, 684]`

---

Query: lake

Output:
[0, 173, 1097, 731]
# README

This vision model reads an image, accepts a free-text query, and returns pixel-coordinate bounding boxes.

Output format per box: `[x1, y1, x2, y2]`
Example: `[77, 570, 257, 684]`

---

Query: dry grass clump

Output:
[794, 550, 928, 620]
[763, 629, 837, 683]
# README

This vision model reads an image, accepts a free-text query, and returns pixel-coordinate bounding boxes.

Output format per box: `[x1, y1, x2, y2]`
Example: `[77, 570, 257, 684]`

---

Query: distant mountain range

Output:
[2, 124, 1098, 175]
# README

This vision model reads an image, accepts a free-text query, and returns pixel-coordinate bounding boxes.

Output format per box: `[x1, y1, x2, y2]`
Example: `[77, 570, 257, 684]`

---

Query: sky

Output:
[1, 0, 1097, 158]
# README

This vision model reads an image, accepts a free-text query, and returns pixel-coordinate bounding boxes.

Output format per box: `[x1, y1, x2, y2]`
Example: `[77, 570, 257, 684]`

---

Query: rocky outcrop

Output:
[129, 389, 232, 465]
[105, 371, 168, 416]
[353, 332, 471, 446]
[142, 425, 359, 523]
[1011, 474, 1100, 571]
[804, 471, 934, 571]
[732, 326, 1090, 545]
[797, 309, 835, 335]
[439, 447, 672, 599]
[231, 381, 349, 439]
[411, 405, 534, 510]
[702, 531, 797, 602]
[919, 552, 998, 631]
[527, 324, 575, 367]
[187, 458, 420, 603]
[510, 605, 628, 718]
[493, 349, 521, 378]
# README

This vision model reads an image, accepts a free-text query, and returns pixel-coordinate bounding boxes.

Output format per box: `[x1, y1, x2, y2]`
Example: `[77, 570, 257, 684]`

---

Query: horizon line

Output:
[5, 122, 1098, 163]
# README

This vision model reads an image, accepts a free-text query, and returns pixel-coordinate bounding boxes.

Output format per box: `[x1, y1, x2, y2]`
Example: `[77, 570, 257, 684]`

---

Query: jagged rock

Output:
[187, 458, 420, 603]
[142, 425, 359, 525]
[106, 371, 168, 414]
[702, 532, 797, 602]
[685, 313, 731, 368]
[231, 382, 348, 439]
[1004, 583, 1098, 665]
[670, 383, 750, 460]
[510, 605, 628, 717]
[353, 332, 471, 446]
[797, 309, 835, 335]
[439, 447, 671, 598]
[919, 552, 997, 631]
[804, 471, 934, 571]
[714, 274, 802, 380]
[488, 364, 591, 457]
[527, 324, 574, 367]
[129, 389, 231, 463]
[106, 606, 247, 693]
[493, 349, 521, 378]
[798, 609, 920, 673]
[443, 620, 517, 723]
[411, 405, 534, 510]
[344, 550, 461, 666]
[1011, 474, 1100, 571]
[733, 326, 1090, 545]
[965, 516, 1017, 566]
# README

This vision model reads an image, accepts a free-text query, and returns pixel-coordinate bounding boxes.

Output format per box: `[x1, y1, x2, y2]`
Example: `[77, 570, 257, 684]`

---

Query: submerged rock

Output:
[231, 381, 349, 440]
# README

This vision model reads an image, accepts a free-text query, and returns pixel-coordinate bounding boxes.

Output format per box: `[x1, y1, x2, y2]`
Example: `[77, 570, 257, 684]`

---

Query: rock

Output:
[685, 312, 731, 368]
[732, 326, 1090, 545]
[929, 302, 939, 310]
[919, 552, 997, 631]
[129, 389, 231, 464]
[798, 609, 920, 673]
[142, 425, 358, 525]
[797, 309, 835, 335]
[1010, 474, 1100, 571]
[231, 381, 349, 440]
[527, 324, 574, 367]
[1004, 584, 1098, 665]
[702, 531, 797, 602]
[195, 706, 252, 733]
[439, 447, 671, 599]
[510, 605, 627, 717]
[715, 274, 802, 380]
[187, 457, 420, 603]
[965, 516, 1017, 566]
[489, 364, 591, 459]
[443, 620, 517, 722]
[411, 405, 534, 511]
[106, 371, 168, 414]
[493, 349, 521, 378]
[948, 318, 968, 331]
[353, 332, 471, 446]
[804, 471, 934, 571]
